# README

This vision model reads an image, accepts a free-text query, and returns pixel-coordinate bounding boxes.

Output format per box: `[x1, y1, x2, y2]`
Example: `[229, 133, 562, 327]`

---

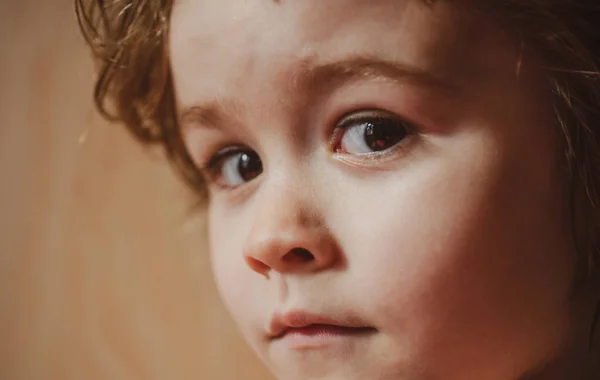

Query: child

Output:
[75, 0, 600, 379]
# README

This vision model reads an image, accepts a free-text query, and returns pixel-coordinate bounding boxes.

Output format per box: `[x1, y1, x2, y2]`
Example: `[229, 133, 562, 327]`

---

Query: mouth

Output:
[274, 324, 376, 339]
[268, 310, 377, 346]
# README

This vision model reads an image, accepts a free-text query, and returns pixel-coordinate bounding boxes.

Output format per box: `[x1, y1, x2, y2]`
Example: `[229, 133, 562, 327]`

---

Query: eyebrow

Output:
[179, 56, 457, 131]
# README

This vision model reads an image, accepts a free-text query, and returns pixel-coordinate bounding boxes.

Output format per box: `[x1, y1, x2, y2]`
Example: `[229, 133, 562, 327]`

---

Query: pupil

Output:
[364, 119, 407, 151]
[238, 151, 262, 181]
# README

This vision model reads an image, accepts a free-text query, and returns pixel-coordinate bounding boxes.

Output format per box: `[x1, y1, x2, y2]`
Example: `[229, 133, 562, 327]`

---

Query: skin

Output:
[169, 1, 594, 379]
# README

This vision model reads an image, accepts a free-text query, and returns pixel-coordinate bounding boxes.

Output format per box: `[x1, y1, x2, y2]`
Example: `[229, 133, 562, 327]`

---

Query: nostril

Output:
[285, 248, 314, 262]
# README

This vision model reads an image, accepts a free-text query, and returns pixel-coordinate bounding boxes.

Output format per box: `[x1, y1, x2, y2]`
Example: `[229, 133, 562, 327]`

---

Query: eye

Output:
[335, 111, 412, 155]
[204, 148, 263, 188]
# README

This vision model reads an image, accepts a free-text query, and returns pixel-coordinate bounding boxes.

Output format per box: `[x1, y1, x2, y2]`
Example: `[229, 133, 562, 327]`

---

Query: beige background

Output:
[0, 1, 272, 379]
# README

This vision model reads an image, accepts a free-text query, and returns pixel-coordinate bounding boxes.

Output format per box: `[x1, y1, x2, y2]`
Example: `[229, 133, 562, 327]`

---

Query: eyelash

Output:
[331, 109, 415, 151]
[199, 145, 246, 180]
[198, 109, 417, 187]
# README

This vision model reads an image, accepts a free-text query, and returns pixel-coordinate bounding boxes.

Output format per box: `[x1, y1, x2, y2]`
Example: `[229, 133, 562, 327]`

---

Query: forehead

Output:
[169, 0, 515, 108]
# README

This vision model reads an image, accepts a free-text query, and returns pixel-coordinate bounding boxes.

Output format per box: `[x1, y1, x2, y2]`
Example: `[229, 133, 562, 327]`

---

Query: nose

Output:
[242, 186, 339, 277]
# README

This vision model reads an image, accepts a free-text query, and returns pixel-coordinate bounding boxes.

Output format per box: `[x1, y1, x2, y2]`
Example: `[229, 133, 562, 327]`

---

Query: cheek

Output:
[207, 210, 264, 337]
[335, 130, 573, 373]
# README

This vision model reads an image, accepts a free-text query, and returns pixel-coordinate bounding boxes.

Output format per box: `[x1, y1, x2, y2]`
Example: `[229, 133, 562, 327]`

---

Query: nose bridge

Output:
[252, 168, 317, 241]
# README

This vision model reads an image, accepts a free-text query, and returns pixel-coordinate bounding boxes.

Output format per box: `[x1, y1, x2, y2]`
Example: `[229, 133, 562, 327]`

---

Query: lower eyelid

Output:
[332, 133, 418, 166]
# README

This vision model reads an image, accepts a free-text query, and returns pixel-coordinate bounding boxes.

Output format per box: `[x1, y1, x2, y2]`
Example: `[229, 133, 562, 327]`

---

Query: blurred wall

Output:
[0, 1, 272, 379]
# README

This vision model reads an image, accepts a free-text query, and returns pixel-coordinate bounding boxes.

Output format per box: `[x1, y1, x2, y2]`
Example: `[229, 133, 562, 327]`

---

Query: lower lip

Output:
[274, 324, 376, 349]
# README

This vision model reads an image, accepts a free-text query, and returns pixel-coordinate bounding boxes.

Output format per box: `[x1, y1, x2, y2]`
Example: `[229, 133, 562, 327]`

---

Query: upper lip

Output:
[268, 309, 373, 339]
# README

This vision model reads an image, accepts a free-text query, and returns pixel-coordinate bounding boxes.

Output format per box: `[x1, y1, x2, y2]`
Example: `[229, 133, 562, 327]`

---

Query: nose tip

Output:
[242, 177, 338, 277]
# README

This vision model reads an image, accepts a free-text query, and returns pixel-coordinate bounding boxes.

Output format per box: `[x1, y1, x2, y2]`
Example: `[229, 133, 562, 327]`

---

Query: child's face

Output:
[171, 1, 576, 379]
